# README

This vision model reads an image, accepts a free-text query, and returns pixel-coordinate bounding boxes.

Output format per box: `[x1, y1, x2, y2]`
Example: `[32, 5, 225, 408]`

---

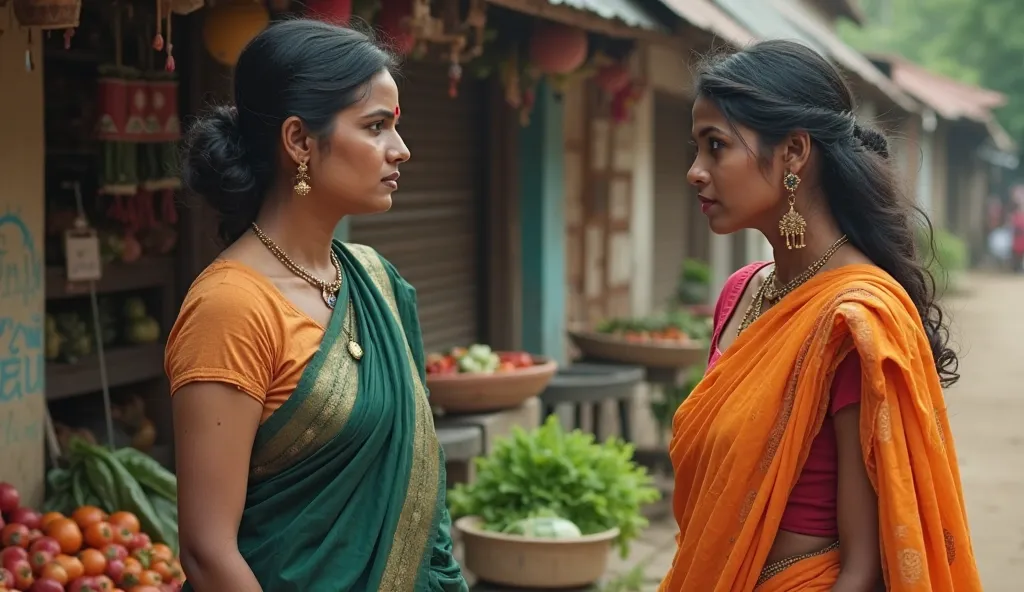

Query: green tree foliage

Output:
[839, 0, 1024, 143]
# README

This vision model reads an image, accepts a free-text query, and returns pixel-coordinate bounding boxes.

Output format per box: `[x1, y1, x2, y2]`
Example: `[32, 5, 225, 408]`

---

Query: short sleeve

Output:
[829, 351, 863, 415]
[164, 267, 280, 405]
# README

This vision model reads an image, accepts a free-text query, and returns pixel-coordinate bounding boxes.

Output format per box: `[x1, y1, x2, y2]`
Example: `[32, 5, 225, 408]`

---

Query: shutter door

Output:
[349, 62, 486, 354]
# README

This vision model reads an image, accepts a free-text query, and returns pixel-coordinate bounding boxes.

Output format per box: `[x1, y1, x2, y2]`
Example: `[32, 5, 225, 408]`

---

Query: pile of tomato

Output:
[0, 482, 183, 592]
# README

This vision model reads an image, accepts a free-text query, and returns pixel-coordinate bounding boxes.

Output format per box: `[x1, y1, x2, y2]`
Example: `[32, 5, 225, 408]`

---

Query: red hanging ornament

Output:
[305, 0, 352, 24]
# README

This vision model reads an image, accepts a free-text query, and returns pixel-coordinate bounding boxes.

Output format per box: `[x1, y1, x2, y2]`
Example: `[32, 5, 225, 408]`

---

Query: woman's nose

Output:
[687, 160, 709, 188]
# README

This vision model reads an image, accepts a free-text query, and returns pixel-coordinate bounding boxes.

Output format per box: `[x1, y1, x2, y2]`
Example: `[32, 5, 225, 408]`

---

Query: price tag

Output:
[64, 227, 103, 282]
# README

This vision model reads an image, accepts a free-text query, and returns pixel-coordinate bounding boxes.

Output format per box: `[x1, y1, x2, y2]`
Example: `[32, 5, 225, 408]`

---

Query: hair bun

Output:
[181, 105, 261, 243]
[853, 123, 890, 160]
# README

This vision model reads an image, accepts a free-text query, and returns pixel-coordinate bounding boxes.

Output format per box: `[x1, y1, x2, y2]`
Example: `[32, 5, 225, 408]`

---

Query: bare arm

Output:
[174, 382, 264, 592]
[832, 404, 882, 592]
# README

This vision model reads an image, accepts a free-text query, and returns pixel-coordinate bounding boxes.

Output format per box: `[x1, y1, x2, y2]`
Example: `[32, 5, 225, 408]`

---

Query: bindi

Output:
[394, 105, 401, 120]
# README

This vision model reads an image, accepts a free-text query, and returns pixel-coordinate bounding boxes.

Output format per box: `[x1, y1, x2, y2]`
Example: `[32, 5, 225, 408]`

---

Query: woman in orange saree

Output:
[660, 40, 983, 592]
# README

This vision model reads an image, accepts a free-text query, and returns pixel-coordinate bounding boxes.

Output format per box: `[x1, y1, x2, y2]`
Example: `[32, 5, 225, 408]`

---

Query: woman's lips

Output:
[698, 195, 717, 214]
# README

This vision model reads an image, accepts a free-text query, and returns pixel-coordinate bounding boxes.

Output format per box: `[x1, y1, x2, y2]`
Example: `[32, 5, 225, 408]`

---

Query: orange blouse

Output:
[164, 260, 325, 423]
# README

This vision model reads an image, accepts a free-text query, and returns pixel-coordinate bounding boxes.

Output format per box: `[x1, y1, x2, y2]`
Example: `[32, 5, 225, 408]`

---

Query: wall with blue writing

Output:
[0, 14, 47, 506]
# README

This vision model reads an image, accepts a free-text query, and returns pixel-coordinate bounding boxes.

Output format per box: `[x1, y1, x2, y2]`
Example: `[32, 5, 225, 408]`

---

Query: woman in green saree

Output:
[167, 20, 467, 591]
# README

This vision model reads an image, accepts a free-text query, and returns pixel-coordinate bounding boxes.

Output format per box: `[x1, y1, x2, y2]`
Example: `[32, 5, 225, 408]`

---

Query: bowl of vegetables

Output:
[568, 310, 712, 369]
[425, 344, 557, 414]
[450, 417, 659, 588]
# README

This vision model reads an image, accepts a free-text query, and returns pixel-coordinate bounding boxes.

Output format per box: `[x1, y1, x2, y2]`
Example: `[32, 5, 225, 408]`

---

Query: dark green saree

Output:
[188, 242, 467, 591]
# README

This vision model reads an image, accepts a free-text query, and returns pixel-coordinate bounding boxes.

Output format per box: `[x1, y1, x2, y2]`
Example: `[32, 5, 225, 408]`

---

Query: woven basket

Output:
[13, 0, 81, 29]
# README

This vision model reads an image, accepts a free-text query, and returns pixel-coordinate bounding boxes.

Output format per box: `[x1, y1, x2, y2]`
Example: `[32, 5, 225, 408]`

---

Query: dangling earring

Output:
[779, 171, 806, 249]
[294, 161, 312, 196]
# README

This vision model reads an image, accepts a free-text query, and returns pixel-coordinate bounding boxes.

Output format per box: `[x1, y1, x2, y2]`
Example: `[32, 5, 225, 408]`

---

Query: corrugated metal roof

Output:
[778, 1, 916, 112]
[882, 56, 1005, 123]
[656, 0, 755, 47]
[707, 0, 916, 112]
[548, 0, 663, 30]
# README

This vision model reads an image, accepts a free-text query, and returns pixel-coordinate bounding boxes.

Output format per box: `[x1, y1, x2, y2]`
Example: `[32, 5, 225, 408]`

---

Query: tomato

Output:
[68, 576, 100, 592]
[0, 567, 12, 587]
[101, 545, 128, 562]
[38, 562, 69, 585]
[0, 483, 20, 514]
[44, 519, 83, 555]
[119, 559, 143, 588]
[94, 574, 115, 591]
[138, 570, 161, 586]
[127, 534, 150, 552]
[78, 549, 107, 577]
[31, 576, 67, 592]
[71, 507, 107, 531]
[8, 508, 41, 530]
[107, 513, 140, 536]
[105, 559, 125, 582]
[149, 561, 171, 582]
[38, 513, 64, 531]
[85, 522, 116, 549]
[148, 545, 172, 566]
[28, 549, 54, 574]
[128, 586, 162, 592]
[0, 547, 28, 571]
[55, 555, 85, 581]
[29, 538, 61, 558]
[1, 523, 30, 548]
[9, 559, 32, 590]
[111, 526, 135, 547]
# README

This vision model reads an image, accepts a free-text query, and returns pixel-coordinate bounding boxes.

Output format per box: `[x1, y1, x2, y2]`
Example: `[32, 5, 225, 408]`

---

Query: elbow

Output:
[179, 536, 239, 581]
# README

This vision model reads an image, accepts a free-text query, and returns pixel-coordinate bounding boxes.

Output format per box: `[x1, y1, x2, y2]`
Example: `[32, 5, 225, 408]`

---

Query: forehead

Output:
[359, 70, 399, 107]
[691, 96, 727, 126]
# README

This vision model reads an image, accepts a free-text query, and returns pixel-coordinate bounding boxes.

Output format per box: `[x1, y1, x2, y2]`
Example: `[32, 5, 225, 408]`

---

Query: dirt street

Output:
[942, 273, 1024, 591]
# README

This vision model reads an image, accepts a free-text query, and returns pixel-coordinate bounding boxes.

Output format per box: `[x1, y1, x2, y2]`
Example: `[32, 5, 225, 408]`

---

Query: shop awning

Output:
[655, 0, 754, 47]
[874, 55, 1017, 155]
[710, 0, 917, 113]
[486, 0, 668, 38]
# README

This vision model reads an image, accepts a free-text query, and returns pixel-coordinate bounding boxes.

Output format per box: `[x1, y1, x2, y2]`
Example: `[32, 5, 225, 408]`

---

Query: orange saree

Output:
[659, 265, 981, 592]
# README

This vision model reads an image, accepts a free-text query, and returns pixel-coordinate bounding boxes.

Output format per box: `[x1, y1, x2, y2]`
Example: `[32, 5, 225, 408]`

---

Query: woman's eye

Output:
[710, 139, 723, 151]
[370, 121, 384, 133]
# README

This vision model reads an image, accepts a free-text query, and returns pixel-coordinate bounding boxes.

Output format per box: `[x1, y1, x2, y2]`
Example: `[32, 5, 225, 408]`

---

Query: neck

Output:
[253, 189, 340, 269]
[762, 201, 844, 284]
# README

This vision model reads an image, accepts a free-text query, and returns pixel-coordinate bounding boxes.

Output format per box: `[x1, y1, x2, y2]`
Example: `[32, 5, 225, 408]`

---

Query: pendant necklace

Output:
[251, 223, 363, 360]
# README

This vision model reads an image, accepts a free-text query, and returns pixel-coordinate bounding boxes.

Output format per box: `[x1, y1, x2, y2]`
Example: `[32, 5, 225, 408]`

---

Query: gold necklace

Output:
[250, 223, 363, 361]
[251, 222, 342, 309]
[736, 235, 849, 335]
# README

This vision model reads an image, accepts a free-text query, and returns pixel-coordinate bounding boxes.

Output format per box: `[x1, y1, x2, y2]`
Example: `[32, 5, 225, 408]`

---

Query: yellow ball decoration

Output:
[202, 1, 271, 67]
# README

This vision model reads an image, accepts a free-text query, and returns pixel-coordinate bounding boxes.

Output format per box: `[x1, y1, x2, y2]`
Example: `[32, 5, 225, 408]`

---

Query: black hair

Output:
[696, 39, 959, 387]
[181, 19, 397, 244]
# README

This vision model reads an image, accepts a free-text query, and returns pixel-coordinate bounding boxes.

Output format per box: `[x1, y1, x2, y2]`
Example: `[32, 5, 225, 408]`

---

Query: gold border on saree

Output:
[755, 539, 840, 588]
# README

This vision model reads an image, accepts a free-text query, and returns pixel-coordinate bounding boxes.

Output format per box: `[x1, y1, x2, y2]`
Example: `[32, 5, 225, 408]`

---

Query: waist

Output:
[766, 529, 837, 565]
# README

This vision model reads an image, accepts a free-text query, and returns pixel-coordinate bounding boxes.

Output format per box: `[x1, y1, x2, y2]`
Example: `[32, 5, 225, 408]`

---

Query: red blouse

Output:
[706, 262, 861, 538]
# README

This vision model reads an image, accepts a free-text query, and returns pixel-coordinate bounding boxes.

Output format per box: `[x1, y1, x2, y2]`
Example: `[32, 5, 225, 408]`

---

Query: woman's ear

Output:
[280, 115, 312, 165]
[782, 130, 812, 174]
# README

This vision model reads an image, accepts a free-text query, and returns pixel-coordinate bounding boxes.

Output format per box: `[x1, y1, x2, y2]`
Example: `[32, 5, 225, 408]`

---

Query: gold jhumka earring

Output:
[779, 171, 806, 249]
[294, 161, 312, 196]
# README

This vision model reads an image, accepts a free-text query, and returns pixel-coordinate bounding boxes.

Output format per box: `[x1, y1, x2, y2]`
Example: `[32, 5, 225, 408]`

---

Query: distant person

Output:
[1012, 203, 1024, 272]
[660, 40, 981, 591]
[167, 19, 465, 592]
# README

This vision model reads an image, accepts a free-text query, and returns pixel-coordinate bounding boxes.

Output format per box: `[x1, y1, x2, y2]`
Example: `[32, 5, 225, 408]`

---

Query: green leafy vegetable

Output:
[448, 416, 660, 556]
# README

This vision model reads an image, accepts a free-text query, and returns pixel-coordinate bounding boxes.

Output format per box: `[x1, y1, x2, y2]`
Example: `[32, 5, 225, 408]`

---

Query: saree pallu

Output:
[658, 265, 982, 592]
[187, 242, 466, 591]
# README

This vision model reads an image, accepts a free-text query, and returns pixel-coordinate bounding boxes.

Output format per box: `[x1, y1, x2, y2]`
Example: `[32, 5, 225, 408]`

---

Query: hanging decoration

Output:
[593, 63, 631, 95]
[202, 0, 271, 67]
[12, 0, 80, 33]
[377, 0, 415, 55]
[305, 0, 352, 24]
[404, 0, 486, 98]
[528, 21, 587, 75]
